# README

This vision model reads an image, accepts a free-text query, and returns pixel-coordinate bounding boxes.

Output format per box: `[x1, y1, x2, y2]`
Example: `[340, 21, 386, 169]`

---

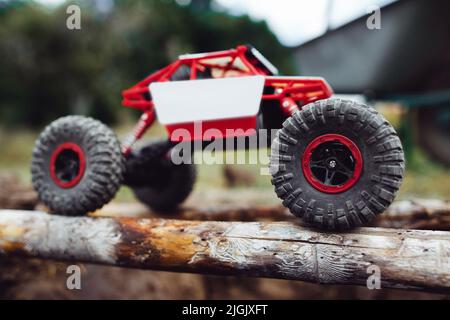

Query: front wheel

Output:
[31, 116, 125, 216]
[270, 99, 405, 230]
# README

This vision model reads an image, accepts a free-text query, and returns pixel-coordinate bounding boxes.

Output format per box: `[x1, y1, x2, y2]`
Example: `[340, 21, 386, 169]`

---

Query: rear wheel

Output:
[31, 116, 124, 215]
[270, 99, 405, 230]
[124, 140, 196, 212]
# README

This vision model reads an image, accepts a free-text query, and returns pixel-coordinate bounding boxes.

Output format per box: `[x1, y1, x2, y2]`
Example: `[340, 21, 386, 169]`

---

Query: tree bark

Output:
[0, 210, 449, 293]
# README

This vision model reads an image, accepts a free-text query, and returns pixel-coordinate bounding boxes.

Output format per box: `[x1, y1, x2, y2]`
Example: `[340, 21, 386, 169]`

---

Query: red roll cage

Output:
[120, 45, 333, 154]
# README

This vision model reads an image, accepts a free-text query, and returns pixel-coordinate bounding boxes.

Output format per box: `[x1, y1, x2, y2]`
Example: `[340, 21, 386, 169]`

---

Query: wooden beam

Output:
[95, 199, 450, 230]
[0, 210, 449, 293]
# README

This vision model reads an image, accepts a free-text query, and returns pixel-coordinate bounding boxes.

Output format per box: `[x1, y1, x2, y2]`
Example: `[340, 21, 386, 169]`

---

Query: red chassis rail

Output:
[121, 45, 333, 154]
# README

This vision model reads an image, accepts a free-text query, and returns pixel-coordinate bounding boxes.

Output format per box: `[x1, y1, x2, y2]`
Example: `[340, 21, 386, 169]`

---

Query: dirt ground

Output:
[0, 174, 448, 300]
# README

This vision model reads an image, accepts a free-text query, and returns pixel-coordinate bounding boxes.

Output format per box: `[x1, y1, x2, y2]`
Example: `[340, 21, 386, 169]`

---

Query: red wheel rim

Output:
[302, 134, 363, 194]
[50, 142, 86, 189]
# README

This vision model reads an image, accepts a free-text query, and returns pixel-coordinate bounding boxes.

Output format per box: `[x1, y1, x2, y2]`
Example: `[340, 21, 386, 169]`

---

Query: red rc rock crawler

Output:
[31, 45, 405, 230]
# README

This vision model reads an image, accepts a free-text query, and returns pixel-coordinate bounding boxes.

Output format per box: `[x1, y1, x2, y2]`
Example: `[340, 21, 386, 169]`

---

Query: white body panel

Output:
[150, 76, 265, 125]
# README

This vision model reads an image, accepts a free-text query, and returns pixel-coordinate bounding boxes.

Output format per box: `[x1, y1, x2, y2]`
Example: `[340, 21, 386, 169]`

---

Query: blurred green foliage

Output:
[0, 0, 293, 128]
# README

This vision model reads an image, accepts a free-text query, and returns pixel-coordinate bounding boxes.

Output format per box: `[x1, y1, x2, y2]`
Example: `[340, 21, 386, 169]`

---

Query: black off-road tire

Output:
[124, 140, 196, 212]
[31, 116, 124, 216]
[270, 99, 405, 230]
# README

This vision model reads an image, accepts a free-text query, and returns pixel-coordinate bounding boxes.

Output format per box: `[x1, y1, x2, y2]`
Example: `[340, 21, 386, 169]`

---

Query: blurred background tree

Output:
[0, 0, 292, 128]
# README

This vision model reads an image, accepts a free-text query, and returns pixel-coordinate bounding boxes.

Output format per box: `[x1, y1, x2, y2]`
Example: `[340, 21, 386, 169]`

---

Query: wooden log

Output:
[376, 199, 450, 230]
[0, 210, 449, 293]
[95, 199, 450, 230]
[94, 202, 294, 221]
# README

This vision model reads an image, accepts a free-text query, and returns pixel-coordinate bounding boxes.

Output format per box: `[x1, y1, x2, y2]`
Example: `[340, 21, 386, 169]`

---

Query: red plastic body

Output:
[121, 45, 333, 154]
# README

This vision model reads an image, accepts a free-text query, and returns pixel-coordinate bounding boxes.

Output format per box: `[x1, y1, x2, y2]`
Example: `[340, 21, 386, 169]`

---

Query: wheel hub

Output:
[302, 134, 363, 194]
[50, 142, 86, 189]
[326, 158, 337, 169]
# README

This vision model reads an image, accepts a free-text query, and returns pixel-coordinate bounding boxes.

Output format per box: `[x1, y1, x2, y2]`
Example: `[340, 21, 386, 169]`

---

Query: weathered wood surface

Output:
[0, 210, 449, 293]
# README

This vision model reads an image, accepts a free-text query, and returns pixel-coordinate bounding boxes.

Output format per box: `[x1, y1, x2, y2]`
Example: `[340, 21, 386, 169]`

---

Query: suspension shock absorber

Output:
[121, 110, 156, 156]
[280, 97, 299, 116]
